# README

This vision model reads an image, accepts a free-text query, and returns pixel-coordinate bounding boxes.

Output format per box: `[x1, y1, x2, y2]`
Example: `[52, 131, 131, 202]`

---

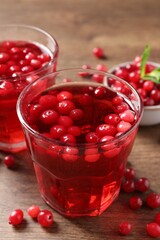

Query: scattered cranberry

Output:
[8, 209, 24, 225]
[121, 179, 135, 193]
[3, 155, 15, 168]
[119, 221, 132, 235]
[129, 196, 143, 210]
[146, 222, 160, 238]
[135, 177, 150, 192]
[92, 47, 105, 59]
[154, 212, 160, 225]
[37, 210, 54, 227]
[124, 168, 136, 179]
[27, 205, 41, 218]
[146, 192, 160, 209]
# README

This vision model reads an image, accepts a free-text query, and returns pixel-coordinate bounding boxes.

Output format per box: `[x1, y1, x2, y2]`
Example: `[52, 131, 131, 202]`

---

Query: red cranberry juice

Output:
[26, 82, 138, 216]
[0, 40, 54, 152]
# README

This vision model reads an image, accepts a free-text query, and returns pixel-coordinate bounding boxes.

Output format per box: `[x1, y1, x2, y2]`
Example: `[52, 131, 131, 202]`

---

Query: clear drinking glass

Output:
[0, 24, 58, 152]
[17, 69, 143, 217]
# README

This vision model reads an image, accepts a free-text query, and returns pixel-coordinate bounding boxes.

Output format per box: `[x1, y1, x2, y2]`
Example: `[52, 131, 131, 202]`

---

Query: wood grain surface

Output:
[0, 0, 160, 239]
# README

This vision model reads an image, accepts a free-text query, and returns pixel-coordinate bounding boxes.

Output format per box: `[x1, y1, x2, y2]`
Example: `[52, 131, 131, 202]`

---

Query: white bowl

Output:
[108, 61, 160, 126]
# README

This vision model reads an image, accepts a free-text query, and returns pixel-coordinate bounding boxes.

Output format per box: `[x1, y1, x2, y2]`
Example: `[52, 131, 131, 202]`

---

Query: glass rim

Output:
[0, 24, 59, 81]
[16, 68, 143, 148]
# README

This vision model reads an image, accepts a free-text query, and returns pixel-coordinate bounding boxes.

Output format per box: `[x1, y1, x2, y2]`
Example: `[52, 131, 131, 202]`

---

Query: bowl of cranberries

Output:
[17, 68, 143, 217]
[109, 46, 160, 126]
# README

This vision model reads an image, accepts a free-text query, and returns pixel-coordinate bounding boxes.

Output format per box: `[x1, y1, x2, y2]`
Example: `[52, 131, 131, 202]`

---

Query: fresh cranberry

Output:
[58, 116, 73, 128]
[154, 212, 160, 225]
[57, 100, 75, 115]
[92, 74, 104, 83]
[146, 222, 160, 238]
[119, 221, 132, 235]
[146, 192, 160, 209]
[3, 155, 15, 168]
[94, 86, 107, 99]
[60, 134, 76, 144]
[85, 132, 99, 143]
[67, 126, 81, 136]
[78, 64, 91, 77]
[119, 110, 135, 123]
[128, 71, 140, 83]
[135, 177, 150, 192]
[129, 196, 143, 210]
[121, 179, 135, 193]
[57, 91, 73, 101]
[116, 121, 132, 133]
[27, 205, 41, 218]
[114, 102, 129, 114]
[124, 168, 136, 179]
[115, 68, 129, 81]
[69, 109, 84, 121]
[37, 210, 54, 227]
[62, 146, 79, 162]
[40, 110, 59, 125]
[0, 52, 10, 63]
[143, 80, 154, 92]
[96, 64, 107, 72]
[8, 209, 24, 225]
[150, 89, 160, 103]
[39, 95, 58, 110]
[93, 47, 105, 58]
[104, 114, 120, 126]
[96, 124, 116, 137]
[50, 125, 66, 139]
[112, 96, 123, 106]
[78, 93, 93, 106]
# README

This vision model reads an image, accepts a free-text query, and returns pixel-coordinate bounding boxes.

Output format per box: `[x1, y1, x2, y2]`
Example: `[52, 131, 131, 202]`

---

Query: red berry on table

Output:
[146, 222, 160, 238]
[123, 168, 136, 179]
[27, 205, 41, 218]
[92, 47, 105, 59]
[119, 221, 132, 235]
[8, 209, 24, 225]
[37, 210, 54, 227]
[121, 179, 135, 193]
[154, 212, 160, 225]
[135, 177, 150, 192]
[146, 192, 160, 208]
[3, 155, 15, 168]
[129, 196, 143, 210]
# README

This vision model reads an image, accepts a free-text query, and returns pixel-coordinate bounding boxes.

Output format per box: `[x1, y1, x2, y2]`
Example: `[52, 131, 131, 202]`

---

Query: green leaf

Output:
[142, 68, 160, 84]
[140, 45, 151, 78]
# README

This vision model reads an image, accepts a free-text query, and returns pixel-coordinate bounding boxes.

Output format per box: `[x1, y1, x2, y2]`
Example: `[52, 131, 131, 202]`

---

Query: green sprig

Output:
[140, 45, 160, 84]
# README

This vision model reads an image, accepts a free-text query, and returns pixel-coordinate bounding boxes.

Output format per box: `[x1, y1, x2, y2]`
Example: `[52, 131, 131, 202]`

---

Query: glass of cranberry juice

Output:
[17, 69, 143, 217]
[0, 24, 58, 152]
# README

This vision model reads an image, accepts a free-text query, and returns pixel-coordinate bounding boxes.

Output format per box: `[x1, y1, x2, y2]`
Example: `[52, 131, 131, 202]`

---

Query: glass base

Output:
[0, 141, 26, 153]
[41, 189, 120, 217]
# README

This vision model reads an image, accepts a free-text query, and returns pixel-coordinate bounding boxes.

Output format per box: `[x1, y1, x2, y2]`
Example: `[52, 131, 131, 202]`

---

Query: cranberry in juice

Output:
[0, 40, 54, 152]
[24, 82, 138, 217]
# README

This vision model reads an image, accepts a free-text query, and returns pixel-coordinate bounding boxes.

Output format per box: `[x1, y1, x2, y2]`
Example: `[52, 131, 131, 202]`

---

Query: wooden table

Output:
[0, 0, 160, 239]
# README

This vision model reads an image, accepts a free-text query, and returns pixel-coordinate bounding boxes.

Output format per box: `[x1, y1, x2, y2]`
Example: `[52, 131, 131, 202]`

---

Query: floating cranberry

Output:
[94, 86, 107, 99]
[50, 125, 66, 139]
[8, 209, 24, 225]
[57, 91, 73, 101]
[37, 210, 54, 227]
[117, 121, 132, 133]
[60, 134, 76, 144]
[84, 148, 100, 163]
[39, 95, 58, 110]
[104, 113, 120, 126]
[85, 132, 99, 143]
[79, 93, 93, 106]
[96, 124, 116, 137]
[129, 196, 143, 210]
[119, 221, 132, 235]
[68, 126, 81, 136]
[69, 108, 84, 121]
[58, 115, 73, 128]
[146, 222, 160, 238]
[62, 146, 79, 162]
[112, 96, 123, 106]
[27, 205, 41, 218]
[135, 177, 150, 192]
[119, 110, 135, 123]
[57, 100, 75, 115]
[40, 110, 59, 125]
[3, 155, 15, 168]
